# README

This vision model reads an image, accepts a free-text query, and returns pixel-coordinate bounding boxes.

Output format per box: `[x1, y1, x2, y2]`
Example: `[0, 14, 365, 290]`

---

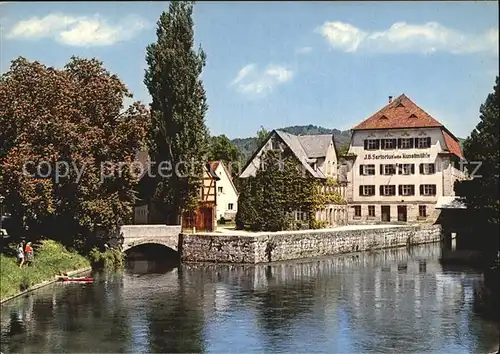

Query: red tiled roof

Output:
[207, 160, 239, 194]
[208, 161, 221, 171]
[441, 129, 463, 159]
[353, 94, 443, 130]
[353, 94, 463, 159]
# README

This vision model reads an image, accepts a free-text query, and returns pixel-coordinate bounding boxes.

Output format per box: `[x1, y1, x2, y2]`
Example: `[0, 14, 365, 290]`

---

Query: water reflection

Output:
[1, 243, 498, 353]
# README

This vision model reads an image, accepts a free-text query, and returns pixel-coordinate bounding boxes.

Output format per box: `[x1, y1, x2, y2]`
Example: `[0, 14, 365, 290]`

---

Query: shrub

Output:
[310, 219, 328, 230]
[0, 240, 90, 301]
[88, 247, 124, 270]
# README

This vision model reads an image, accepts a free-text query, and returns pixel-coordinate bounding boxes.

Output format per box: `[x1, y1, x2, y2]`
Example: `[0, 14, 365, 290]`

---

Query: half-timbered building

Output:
[132, 151, 219, 231]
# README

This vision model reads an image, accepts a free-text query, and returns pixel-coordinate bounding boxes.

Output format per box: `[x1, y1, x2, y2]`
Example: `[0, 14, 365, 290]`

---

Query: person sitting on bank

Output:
[24, 242, 33, 264]
[17, 244, 24, 268]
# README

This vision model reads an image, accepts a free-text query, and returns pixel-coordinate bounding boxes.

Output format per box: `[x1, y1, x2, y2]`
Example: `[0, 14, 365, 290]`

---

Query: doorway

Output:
[397, 205, 407, 222]
[381, 206, 391, 222]
[197, 207, 214, 232]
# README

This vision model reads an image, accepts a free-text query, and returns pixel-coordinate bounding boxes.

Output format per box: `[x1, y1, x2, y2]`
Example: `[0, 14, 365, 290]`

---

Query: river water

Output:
[1, 243, 498, 353]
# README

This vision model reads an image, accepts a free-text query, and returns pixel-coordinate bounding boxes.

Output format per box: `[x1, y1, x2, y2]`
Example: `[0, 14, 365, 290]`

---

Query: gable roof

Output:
[274, 130, 323, 178]
[204, 163, 220, 180]
[353, 94, 442, 130]
[353, 94, 463, 159]
[209, 160, 239, 195]
[209, 161, 221, 171]
[298, 135, 334, 158]
[240, 130, 336, 179]
[442, 130, 463, 159]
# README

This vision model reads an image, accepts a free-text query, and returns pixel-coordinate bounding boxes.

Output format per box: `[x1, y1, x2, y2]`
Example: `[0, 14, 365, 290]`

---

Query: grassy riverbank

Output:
[0, 240, 90, 301]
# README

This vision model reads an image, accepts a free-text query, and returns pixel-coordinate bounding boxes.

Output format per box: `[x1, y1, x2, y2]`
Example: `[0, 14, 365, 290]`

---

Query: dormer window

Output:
[381, 138, 396, 150]
[396, 101, 405, 108]
[409, 114, 417, 119]
[415, 137, 431, 149]
[364, 139, 380, 150]
[379, 115, 388, 120]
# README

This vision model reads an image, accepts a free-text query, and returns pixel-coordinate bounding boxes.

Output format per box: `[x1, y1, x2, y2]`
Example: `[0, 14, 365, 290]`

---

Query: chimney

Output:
[388, 96, 393, 103]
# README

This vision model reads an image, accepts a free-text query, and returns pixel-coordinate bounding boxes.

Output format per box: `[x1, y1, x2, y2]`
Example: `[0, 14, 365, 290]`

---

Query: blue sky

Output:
[1, 1, 498, 139]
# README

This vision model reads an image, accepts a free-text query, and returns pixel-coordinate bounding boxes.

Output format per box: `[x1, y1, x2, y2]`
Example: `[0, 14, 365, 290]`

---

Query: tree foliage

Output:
[208, 135, 242, 167]
[144, 1, 210, 223]
[208, 134, 242, 191]
[0, 56, 150, 245]
[455, 76, 499, 232]
[235, 149, 345, 232]
[256, 126, 269, 147]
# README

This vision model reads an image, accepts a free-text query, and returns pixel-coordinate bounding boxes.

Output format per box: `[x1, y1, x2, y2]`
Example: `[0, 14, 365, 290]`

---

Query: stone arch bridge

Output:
[119, 225, 182, 253]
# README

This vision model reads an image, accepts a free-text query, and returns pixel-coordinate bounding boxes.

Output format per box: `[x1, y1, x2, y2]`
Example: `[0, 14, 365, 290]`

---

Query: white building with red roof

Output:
[209, 160, 239, 222]
[345, 94, 466, 224]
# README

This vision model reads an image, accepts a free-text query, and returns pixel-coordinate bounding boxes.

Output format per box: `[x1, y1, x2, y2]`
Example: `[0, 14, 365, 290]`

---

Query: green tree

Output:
[144, 1, 210, 224]
[208, 134, 243, 191]
[337, 145, 349, 156]
[256, 126, 269, 147]
[208, 135, 241, 168]
[235, 147, 345, 232]
[0, 57, 150, 246]
[455, 76, 499, 245]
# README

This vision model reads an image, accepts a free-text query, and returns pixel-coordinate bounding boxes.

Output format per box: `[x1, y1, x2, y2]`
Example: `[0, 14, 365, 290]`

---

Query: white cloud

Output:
[6, 13, 149, 47]
[232, 64, 256, 85]
[318, 21, 498, 55]
[231, 63, 294, 97]
[319, 22, 366, 53]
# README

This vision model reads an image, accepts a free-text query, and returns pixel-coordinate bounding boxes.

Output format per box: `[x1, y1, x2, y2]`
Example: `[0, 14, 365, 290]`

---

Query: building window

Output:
[398, 138, 414, 149]
[380, 164, 396, 175]
[368, 205, 375, 217]
[381, 138, 397, 150]
[415, 137, 431, 149]
[228, 203, 233, 210]
[419, 205, 427, 218]
[380, 185, 396, 196]
[353, 205, 361, 217]
[296, 209, 307, 221]
[359, 185, 375, 196]
[218, 186, 223, 193]
[419, 163, 436, 175]
[420, 184, 437, 196]
[364, 139, 380, 150]
[398, 164, 415, 175]
[359, 164, 375, 176]
[399, 184, 415, 196]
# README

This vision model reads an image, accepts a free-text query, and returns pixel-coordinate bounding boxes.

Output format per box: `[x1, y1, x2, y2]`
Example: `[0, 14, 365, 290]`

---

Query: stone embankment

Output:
[180, 224, 442, 264]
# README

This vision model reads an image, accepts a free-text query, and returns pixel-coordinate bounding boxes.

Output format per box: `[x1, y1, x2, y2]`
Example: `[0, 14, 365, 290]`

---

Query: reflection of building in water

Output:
[434, 273, 463, 309]
[128, 307, 150, 354]
[213, 284, 231, 312]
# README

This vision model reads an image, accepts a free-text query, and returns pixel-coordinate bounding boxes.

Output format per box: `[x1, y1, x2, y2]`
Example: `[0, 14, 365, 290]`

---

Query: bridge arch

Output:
[119, 225, 181, 254]
[122, 239, 178, 253]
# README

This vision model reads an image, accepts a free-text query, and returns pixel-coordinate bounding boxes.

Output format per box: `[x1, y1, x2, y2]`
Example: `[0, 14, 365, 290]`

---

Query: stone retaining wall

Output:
[180, 224, 442, 264]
